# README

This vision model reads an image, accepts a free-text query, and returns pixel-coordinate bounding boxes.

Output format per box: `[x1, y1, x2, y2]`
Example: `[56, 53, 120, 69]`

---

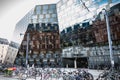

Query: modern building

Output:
[92, 3, 120, 43]
[60, 20, 95, 68]
[31, 4, 58, 23]
[4, 41, 19, 64]
[62, 46, 89, 68]
[89, 3, 120, 69]
[88, 45, 120, 69]
[57, 0, 105, 31]
[15, 4, 62, 67]
[0, 38, 9, 64]
[60, 3, 120, 68]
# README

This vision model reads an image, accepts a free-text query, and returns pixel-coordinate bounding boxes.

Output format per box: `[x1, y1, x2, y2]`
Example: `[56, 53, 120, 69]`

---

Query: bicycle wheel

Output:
[105, 76, 115, 80]
[21, 73, 27, 80]
[85, 73, 94, 80]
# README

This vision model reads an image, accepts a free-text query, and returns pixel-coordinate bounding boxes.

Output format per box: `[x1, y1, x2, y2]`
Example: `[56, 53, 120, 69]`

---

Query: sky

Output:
[0, 0, 59, 42]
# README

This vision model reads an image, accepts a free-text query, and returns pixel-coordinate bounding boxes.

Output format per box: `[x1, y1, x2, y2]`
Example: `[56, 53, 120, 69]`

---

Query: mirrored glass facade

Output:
[57, 0, 109, 31]
[32, 4, 58, 23]
[13, 4, 62, 67]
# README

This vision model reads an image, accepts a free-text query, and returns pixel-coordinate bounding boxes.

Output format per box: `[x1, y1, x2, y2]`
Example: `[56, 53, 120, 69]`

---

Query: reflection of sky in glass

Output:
[93, 0, 120, 5]
[57, 0, 120, 32]
[12, 4, 58, 45]
[98, 0, 108, 5]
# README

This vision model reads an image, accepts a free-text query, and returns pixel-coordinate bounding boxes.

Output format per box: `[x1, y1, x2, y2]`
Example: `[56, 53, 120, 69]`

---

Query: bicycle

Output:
[97, 68, 120, 80]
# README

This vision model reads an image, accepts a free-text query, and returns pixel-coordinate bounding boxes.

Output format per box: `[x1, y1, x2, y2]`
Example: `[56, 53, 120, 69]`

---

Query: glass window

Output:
[39, 53, 44, 58]
[49, 18, 54, 22]
[40, 15, 44, 19]
[22, 41, 27, 45]
[39, 19, 42, 22]
[33, 19, 37, 23]
[44, 18, 49, 22]
[43, 5, 48, 9]
[48, 9, 55, 14]
[49, 4, 56, 9]
[51, 14, 57, 18]
[42, 10, 48, 14]
[36, 6, 42, 14]
[0, 60, 2, 63]
[46, 14, 50, 18]
[114, 9, 119, 15]
[32, 15, 37, 19]
[75, 0, 81, 4]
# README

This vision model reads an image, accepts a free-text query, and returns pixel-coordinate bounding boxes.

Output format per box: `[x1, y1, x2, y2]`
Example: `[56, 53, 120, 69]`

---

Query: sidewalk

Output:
[0, 75, 18, 80]
[88, 69, 103, 80]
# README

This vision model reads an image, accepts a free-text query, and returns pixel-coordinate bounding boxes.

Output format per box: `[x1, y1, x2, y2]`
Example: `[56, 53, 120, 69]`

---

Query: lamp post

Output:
[102, 8, 114, 70]
[20, 33, 29, 67]
[71, 39, 77, 68]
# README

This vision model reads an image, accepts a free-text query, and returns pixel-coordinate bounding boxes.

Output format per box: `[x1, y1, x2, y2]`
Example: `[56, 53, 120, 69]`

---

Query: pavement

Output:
[0, 69, 103, 80]
[88, 69, 103, 80]
[0, 75, 18, 80]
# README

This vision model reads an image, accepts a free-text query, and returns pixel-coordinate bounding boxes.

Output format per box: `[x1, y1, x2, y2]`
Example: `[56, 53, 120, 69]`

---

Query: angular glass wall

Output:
[11, 9, 34, 44]
[32, 4, 58, 23]
[9, 4, 62, 67]
[57, 0, 120, 31]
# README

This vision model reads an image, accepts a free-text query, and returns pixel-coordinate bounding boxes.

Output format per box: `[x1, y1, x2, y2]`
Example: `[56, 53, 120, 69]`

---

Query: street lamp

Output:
[71, 38, 77, 68]
[20, 33, 30, 67]
[102, 8, 114, 70]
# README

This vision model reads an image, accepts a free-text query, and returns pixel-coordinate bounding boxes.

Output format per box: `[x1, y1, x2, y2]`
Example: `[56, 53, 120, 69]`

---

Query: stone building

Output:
[0, 38, 9, 64]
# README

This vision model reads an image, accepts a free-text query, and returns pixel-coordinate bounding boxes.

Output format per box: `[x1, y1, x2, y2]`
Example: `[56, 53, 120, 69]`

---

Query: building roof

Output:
[9, 41, 19, 49]
[0, 38, 9, 45]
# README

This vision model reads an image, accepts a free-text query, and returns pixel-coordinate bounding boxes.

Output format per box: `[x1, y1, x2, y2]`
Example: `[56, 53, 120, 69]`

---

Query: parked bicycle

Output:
[96, 68, 120, 80]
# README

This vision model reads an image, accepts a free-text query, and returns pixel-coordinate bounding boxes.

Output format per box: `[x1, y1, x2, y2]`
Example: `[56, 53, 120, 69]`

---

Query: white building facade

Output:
[0, 38, 19, 64]
[4, 42, 19, 64]
[0, 38, 9, 63]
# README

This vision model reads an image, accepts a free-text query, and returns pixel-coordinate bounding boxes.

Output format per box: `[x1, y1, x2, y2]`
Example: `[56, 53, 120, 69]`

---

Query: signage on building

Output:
[73, 54, 84, 57]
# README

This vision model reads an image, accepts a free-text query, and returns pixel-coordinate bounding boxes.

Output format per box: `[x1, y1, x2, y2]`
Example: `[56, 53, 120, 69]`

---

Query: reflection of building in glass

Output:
[15, 4, 62, 67]
[57, 0, 98, 31]
[32, 4, 58, 23]
[60, 3, 120, 68]
[89, 3, 120, 69]
[57, 0, 99, 68]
